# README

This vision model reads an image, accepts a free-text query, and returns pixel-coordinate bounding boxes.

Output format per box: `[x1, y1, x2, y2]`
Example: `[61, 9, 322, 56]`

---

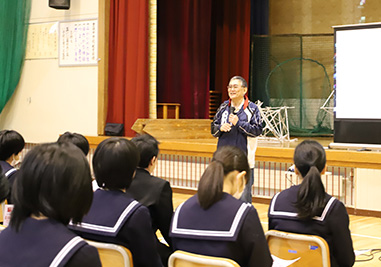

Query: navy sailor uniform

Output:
[0, 161, 17, 203]
[0, 161, 17, 186]
[170, 193, 273, 267]
[268, 185, 355, 267]
[69, 189, 163, 267]
[126, 168, 174, 264]
[0, 217, 101, 267]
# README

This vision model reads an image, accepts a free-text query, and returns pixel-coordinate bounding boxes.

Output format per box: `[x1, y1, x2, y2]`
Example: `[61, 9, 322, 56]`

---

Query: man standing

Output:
[211, 76, 263, 203]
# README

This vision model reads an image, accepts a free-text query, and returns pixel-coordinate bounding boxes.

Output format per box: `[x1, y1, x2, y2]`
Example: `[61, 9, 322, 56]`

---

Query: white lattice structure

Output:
[256, 101, 294, 142]
[320, 90, 334, 115]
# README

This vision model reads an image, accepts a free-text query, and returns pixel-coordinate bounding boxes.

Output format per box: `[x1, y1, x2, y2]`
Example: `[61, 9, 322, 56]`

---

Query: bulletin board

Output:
[25, 22, 58, 59]
[59, 19, 98, 66]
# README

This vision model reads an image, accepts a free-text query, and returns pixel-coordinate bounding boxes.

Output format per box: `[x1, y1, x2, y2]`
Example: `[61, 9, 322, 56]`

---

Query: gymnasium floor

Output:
[173, 192, 381, 266]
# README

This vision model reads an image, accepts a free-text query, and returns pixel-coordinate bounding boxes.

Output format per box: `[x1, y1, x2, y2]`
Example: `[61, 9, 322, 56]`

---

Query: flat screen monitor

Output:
[334, 23, 381, 144]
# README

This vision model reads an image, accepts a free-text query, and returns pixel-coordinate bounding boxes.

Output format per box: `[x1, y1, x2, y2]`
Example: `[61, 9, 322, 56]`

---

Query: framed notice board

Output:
[59, 19, 98, 66]
[26, 22, 58, 60]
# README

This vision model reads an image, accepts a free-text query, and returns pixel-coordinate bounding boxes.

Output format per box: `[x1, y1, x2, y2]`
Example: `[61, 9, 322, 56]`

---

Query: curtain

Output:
[0, 0, 31, 114]
[107, 0, 149, 136]
[210, 0, 251, 102]
[157, 0, 212, 119]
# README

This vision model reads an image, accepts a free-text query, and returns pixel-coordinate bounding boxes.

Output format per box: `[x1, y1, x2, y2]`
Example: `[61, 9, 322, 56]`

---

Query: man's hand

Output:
[229, 114, 239, 126]
[220, 123, 232, 132]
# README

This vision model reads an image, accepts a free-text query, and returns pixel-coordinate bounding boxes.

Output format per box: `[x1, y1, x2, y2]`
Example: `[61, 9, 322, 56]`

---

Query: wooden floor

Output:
[173, 192, 381, 266]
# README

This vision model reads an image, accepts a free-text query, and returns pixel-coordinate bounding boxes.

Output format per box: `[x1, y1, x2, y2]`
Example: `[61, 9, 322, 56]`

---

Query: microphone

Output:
[229, 106, 235, 126]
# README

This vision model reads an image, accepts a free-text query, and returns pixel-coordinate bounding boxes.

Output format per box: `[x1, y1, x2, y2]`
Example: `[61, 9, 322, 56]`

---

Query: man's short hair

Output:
[131, 134, 159, 169]
[230, 76, 247, 88]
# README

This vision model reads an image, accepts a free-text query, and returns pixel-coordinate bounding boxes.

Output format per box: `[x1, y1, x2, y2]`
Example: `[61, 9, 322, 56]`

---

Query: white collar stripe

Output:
[50, 236, 83, 267]
[269, 192, 281, 214]
[77, 200, 139, 233]
[5, 168, 16, 177]
[171, 202, 184, 233]
[270, 193, 336, 222]
[172, 202, 251, 237]
[313, 197, 336, 221]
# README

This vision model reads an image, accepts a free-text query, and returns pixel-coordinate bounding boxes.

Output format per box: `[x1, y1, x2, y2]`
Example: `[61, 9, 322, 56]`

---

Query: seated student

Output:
[57, 131, 90, 156]
[57, 131, 98, 191]
[0, 130, 25, 203]
[268, 140, 355, 267]
[0, 166, 10, 203]
[68, 137, 163, 267]
[0, 142, 101, 267]
[127, 134, 174, 266]
[170, 146, 273, 267]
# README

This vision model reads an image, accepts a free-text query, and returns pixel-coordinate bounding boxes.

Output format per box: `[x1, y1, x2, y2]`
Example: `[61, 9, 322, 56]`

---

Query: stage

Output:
[84, 119, 381, 217]
[87, 134, 381, 170]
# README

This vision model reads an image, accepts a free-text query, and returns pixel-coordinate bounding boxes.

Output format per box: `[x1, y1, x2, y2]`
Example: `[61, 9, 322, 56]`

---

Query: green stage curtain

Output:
[0, 0, 31, 113]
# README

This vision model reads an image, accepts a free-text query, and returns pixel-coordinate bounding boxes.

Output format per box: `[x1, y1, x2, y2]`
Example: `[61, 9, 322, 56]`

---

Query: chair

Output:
[168, 250, 240, 267]
[157, 103, 181, 119]
[86, 240, 133, 267]
[0, 199, 8, 224]
[266, 230, 330, 267]
[0, 201, 3, 224]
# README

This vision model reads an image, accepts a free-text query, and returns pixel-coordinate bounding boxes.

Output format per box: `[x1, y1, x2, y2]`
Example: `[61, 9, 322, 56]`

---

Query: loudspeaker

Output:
[104, 123, 124, 136]
[49, 0, 70, 10]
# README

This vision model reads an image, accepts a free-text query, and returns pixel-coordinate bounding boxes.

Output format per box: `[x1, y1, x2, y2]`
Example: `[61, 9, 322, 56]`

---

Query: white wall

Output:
[355, 168, 381, 211]
[0, 0, 99, 143]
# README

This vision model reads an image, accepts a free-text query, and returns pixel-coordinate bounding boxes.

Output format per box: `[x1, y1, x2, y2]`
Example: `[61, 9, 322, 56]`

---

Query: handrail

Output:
[85, 137, 381, 170]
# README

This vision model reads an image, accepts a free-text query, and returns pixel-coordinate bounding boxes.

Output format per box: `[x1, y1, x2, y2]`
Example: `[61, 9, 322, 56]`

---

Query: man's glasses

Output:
[227, 85, 241, 90]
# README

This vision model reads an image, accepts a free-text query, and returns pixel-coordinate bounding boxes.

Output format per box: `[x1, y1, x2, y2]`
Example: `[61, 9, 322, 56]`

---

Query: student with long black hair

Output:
[0, 142, 101, 266]
[170, 146, 273, 267]
[268, 140, 355, 267]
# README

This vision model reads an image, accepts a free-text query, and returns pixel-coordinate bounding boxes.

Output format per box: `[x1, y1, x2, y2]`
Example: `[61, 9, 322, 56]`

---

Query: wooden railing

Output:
[21, 136, 381, 217]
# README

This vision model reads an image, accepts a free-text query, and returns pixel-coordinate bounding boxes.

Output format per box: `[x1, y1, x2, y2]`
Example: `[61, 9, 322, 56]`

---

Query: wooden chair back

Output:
[266, 230, 330, 267]
[86, 240, 133, 267]
[0, 201, 3, 224]
[168, 250, 240, 267]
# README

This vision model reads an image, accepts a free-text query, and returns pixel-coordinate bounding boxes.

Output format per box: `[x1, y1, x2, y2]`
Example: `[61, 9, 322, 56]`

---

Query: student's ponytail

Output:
[198, 161, 225, 209]
[293, 140, 327, 220]
[198, 146, 249, 210]
[295, 165, 326, 220]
